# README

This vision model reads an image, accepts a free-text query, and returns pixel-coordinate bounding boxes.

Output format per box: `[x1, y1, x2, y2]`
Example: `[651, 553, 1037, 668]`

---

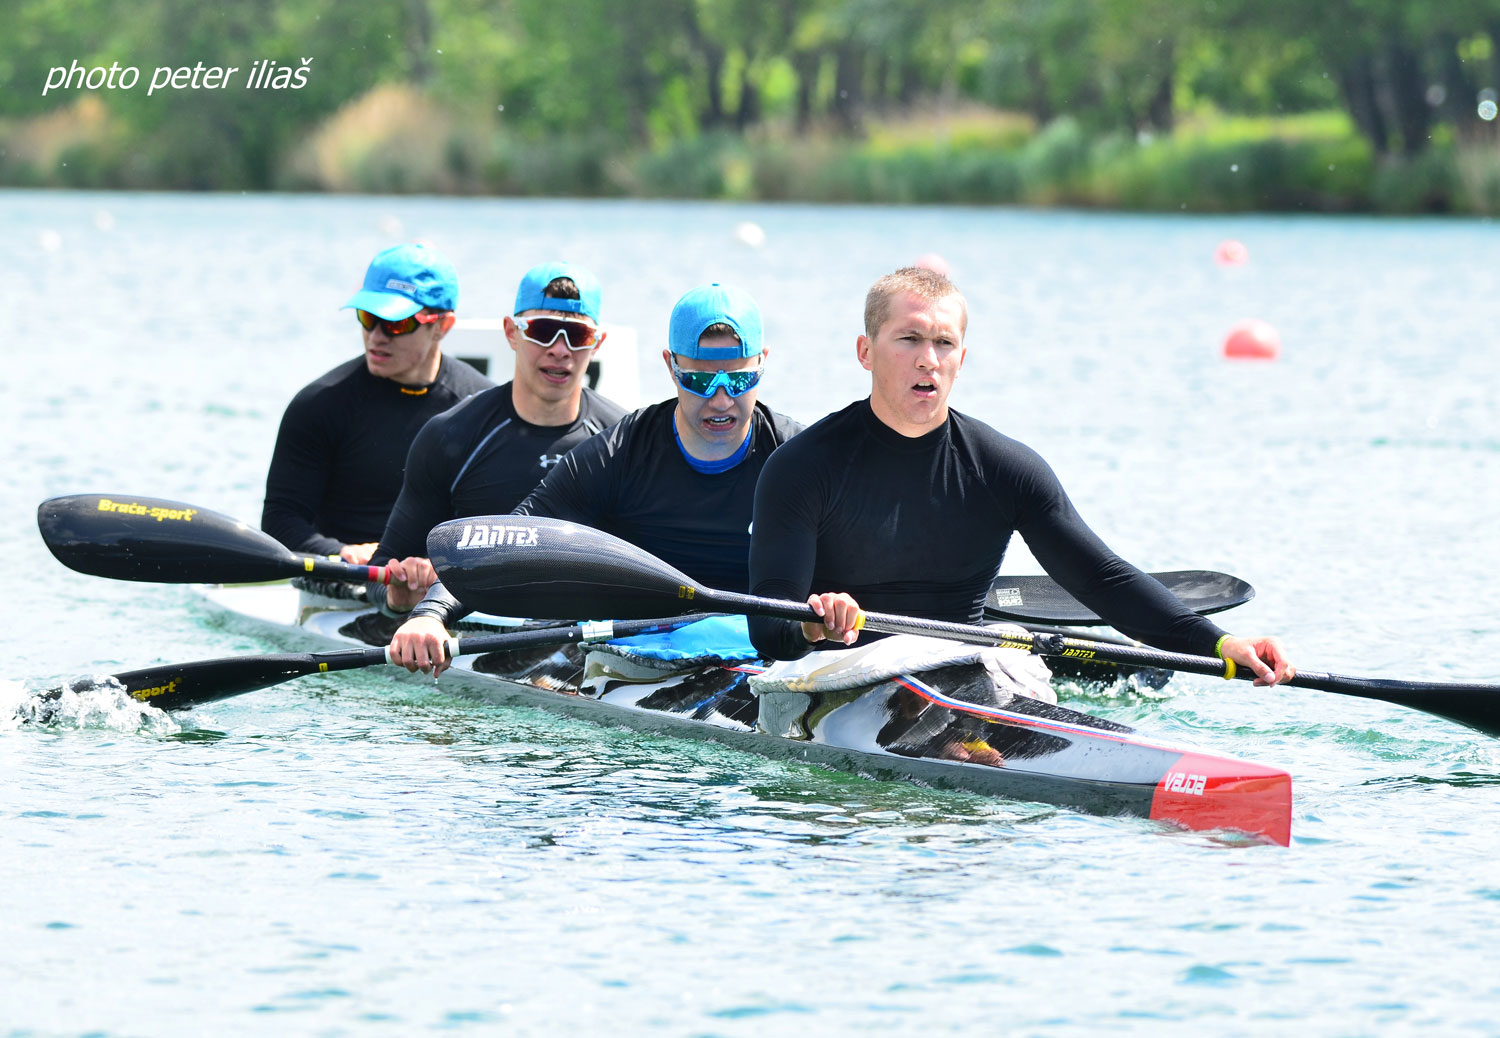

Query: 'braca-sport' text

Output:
[96, 498, 197, 522]
[131, 678, 180, 701]
[454, 523, 541, 549]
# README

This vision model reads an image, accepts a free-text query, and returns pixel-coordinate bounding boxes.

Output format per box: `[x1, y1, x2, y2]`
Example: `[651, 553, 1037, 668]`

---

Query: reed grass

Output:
[4, 88, 1493, 214]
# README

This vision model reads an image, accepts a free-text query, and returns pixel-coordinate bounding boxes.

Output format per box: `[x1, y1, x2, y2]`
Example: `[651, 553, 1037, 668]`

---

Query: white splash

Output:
[2, 676, 181, 736]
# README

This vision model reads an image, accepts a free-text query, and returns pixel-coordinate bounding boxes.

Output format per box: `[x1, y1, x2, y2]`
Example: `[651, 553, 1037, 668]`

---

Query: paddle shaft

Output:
[98, 614, 710, 711]
[38, 494, 1255, 620]
[424, 515, 1500, 738]
[713, 589, 1500, 738]
[298, 557, 391, 584]
[720, 588, 1237, 666]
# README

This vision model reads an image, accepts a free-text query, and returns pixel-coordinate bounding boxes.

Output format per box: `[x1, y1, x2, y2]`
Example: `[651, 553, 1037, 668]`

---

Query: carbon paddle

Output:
[37, 493, 389, 585]
[429, 515, 1500, 738]
[34, 493, 1250, 623]
[985, 570, 1253, 625]
[50, 614, 708, 712]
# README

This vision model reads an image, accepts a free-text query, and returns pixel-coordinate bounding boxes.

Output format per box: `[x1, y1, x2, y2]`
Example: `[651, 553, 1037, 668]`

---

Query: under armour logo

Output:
[539, 453, 563, 469]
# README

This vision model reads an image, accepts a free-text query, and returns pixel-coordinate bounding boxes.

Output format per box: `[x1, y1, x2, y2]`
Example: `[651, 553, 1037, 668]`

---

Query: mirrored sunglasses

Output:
[670, 357, 763, 398]
[514, 316, 605, 351]
[356, 309, 449, 337]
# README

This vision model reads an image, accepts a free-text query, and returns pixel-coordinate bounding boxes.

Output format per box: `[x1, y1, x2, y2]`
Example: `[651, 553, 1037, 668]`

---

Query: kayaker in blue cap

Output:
[387, 282, 803, 675]
[370, 261, 627, 614]
[261, 243, 491, 563]
[747, 266, 1296, 687]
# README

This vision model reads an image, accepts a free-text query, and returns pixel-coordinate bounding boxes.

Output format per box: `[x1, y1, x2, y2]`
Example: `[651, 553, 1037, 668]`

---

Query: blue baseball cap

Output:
[342, 243, 458, 320]
[513, 261, 602, 322]
[669, 283, 763, 360]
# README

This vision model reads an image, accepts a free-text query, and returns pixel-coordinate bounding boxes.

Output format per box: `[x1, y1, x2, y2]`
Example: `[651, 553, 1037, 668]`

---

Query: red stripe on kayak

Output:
[897, 676, 1175, 748]
[1149, 752, 1292, 847]
[734, 670, 1292, 844]
[898, 676, 1292, 845]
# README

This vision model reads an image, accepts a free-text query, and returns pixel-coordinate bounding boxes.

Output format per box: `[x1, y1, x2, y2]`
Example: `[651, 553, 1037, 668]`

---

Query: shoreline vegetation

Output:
[5, 90, 1498, 215]
[3, 1, 1498, 214]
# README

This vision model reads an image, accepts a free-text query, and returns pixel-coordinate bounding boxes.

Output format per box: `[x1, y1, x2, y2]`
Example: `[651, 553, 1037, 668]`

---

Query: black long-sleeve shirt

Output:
[411, 399, 802, 625]
[515, 400, 802, 593]
[371, 382, 626, 565]
[261, 355, 491, 554]
[747, 399, 1227, 661]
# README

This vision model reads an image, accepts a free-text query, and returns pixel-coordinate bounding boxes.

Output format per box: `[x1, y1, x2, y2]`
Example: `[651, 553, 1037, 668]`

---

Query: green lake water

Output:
[2, 191, 1498, 1036]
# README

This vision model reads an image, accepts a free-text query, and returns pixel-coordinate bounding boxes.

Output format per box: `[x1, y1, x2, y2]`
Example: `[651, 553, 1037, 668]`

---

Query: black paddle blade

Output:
[429, 515, 713, 619]
[103, 646, 389, 711]
[111, 656, 336, 710]
[1292, 671, 1500, 739]
[986, 570, 1255, 625]
[38, 493, 301, 583]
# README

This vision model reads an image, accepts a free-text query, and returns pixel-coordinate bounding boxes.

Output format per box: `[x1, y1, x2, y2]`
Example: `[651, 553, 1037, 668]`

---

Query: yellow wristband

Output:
[1214, 635, 1237, 680]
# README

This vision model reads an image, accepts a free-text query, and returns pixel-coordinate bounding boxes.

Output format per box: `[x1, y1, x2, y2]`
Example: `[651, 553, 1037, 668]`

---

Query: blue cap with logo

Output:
[342, 243, 458, 320]
[513, 261, 602, 322]
[669, 283, 763, 360]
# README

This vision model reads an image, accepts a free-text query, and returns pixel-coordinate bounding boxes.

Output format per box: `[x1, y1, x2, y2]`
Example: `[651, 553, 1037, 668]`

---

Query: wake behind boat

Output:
[190, 579, 1293, 845]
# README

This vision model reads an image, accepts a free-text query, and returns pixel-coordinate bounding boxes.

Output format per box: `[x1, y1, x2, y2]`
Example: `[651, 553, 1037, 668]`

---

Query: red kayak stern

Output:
[1149, 751, 1293, 846]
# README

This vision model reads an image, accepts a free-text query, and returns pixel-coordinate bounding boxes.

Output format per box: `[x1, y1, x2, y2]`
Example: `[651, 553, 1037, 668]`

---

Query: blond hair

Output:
[863, 267, 968, 339]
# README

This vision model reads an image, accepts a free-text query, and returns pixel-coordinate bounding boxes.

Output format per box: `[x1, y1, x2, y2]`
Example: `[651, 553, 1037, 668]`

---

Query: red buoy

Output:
[1215, 239, 1249, 266]
[1222, 319, 1280, 360]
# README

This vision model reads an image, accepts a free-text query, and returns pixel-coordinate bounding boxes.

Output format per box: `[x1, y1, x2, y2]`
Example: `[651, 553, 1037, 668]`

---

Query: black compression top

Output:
[371, 382, 627, 565]
[517, 400, 803, 592]
[261, 355, 492, 555]
[410, 399, 802, 626]
[747, 399, 1228, 661]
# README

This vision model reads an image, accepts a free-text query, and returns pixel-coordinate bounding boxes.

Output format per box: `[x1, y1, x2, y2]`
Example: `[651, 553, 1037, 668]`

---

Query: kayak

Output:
[193, 580, 1293, 846]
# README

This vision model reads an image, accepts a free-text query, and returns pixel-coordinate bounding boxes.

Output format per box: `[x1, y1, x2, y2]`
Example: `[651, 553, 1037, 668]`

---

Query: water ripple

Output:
[2, 676, 179, 736]
[5, 197, 1500, 1036]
